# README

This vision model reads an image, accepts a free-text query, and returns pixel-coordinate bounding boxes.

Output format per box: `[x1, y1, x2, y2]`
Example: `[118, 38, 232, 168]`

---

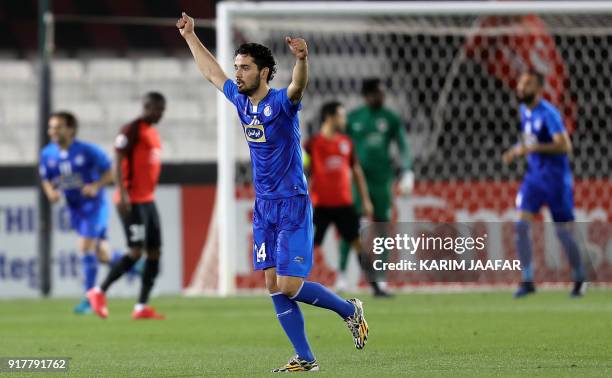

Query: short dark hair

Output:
[362, 78, 382, 96]
[234, 43, 277, 82]
[320, 101, 343, 123]
[525, 69, 545, 87]
[50, 111, 78, 132]
[144, 91, 166, 104]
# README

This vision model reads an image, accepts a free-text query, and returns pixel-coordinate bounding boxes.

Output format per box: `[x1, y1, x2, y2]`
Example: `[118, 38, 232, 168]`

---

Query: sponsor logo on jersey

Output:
[244, 118, 266, 143]
[325, 156, 344, 170]
[366, 133, 384, 146]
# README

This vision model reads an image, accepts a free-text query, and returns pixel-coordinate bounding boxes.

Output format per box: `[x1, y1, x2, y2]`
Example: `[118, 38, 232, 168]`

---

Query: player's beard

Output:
[54, 133, 67, 145]
[238, 76, 261, 96]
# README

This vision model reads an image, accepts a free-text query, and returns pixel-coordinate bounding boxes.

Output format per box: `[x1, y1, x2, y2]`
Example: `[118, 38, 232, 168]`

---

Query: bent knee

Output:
[267, 286, 280, 295]
[266, 281, 280, 295]
[277, 280, 302, 298]
[278, 286, 294, 297]
[265, 275, 279, 294]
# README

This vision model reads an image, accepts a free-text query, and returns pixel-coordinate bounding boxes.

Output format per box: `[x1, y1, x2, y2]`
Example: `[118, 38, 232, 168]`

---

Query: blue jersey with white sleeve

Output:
[519, 99, 571, 180]
[223, 79, 308, 200]
[39, 139, 111, 212]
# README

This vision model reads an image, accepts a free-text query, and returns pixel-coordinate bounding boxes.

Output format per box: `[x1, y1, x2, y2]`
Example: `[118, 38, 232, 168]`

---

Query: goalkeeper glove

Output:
[398, 170, 414, 195]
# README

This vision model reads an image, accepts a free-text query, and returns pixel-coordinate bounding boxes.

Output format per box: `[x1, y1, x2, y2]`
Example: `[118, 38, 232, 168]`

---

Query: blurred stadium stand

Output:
[0, 57, 218, 163]
[0, 0, 218, 166]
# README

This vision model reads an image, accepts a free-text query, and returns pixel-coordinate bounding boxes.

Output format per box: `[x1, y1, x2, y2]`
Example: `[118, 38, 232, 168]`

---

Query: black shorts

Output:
[313, 205, 360, 246]
[119, 202, 162, 249]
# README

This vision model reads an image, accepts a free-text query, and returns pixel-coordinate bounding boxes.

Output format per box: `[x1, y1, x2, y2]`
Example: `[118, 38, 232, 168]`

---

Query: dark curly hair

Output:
[234, 43, 277, 82]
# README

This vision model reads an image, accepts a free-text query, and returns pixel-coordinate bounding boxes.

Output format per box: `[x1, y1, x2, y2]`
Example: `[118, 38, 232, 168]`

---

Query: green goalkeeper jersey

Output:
[346, 105, 412, 183]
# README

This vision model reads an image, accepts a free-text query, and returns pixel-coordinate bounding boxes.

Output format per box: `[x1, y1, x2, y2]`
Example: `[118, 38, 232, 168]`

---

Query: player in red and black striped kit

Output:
[88, 92, 166, 319]
[304, 101, 389, 297]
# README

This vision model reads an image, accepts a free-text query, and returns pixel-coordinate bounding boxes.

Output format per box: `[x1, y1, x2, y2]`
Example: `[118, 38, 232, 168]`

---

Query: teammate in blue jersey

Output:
[503, 71, 585, 298]
[178, 12, 368, 372]
[40, 111, 120, 312]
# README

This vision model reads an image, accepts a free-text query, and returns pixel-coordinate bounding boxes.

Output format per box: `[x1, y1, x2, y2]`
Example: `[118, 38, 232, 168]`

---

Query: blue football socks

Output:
[271, 293, 315, 362]
[556, 226, 585, 282]
[291, 281, 355, 319]
[515, 220, 534, 282]
[81, 253, 98, 292]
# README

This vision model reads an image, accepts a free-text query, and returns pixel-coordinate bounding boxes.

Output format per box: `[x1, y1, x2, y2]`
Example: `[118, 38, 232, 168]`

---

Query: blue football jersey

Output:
[223, 79, 308, 199]
[519, 99, 571, 179]
[39, 139, 112, 210]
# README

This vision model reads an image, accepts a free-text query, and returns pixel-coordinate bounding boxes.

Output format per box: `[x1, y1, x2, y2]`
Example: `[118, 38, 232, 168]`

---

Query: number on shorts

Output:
[256, 242, 266, 262]
[129, 224, 145, 242]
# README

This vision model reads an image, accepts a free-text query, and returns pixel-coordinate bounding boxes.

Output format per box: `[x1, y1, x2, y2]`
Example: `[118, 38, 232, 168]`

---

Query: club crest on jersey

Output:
[533, 118, 542, 132]
[244, 118, 266, 143]
[263, 104, 272, 117]
[74, 154, 85, 166]
[376, 119, 388, 132]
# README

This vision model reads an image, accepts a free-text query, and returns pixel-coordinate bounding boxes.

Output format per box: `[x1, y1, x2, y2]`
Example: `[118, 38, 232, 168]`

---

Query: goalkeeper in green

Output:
[338, 78, 414, 296]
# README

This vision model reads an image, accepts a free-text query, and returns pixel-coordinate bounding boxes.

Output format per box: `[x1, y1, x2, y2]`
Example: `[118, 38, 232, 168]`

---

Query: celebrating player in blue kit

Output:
[503, 71, 586, 298]
[39, 111, 120, 313]
[178, 12, 368, 372]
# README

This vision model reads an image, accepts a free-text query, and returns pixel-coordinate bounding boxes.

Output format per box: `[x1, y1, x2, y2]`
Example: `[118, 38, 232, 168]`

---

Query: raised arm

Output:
[177, 12, 228, 91]
[285, 37, 309, 103]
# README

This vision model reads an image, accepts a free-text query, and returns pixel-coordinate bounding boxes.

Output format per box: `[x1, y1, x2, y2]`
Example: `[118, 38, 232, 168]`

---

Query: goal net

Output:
[186, 2, 612, 295]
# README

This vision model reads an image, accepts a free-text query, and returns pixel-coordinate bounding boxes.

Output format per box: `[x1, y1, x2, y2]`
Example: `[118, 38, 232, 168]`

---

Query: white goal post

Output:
[206, 1, 612, 296]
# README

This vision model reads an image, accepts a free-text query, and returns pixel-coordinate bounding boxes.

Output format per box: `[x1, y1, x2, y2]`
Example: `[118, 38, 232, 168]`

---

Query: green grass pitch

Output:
[1, 289, 611, 377]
